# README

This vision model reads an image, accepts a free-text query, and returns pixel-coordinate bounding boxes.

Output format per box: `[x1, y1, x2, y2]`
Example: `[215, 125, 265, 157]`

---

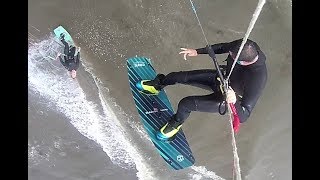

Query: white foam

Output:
[28, 142, 50, 168]
[189, 166, 225, 180]
[28, 36, 157, 180]
[28, 144, 39, 163]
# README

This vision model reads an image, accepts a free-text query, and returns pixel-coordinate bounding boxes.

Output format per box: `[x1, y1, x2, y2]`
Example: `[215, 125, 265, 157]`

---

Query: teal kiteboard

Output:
[127, 56, 195, 170]
[53, 25, 74, 46]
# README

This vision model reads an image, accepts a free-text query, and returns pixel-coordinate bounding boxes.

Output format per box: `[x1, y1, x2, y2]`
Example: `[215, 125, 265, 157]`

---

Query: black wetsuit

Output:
[59, 39, 80, 71]
[159, 39, 267, 124]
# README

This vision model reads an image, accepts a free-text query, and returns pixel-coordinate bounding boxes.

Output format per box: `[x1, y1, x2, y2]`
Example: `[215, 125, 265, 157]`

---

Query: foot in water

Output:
[136, 74, 165, 95]
[59, 33, 65, 41]
[156, 116, 182, 142]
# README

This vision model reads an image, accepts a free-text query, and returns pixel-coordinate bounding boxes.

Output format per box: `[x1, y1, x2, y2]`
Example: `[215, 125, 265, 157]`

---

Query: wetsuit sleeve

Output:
[234, 71, 267, 123]
[233, 101, 250, 123]
[196, 39, 242, 54]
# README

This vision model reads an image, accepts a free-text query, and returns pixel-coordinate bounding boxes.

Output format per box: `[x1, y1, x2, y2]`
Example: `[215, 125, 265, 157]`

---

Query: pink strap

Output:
[229, 103, 240, 133]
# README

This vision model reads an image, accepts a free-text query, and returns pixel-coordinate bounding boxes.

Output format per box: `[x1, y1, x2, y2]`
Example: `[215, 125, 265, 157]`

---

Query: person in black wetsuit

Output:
[137, 38, 267, 141]
[56, 33, 81, 79]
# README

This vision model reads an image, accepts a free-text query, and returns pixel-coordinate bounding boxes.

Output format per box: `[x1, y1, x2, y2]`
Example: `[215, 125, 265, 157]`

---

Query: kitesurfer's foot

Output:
[156, 116, 182, 142]
[59, 33, 65, 41]
[136, 74, 165, 95]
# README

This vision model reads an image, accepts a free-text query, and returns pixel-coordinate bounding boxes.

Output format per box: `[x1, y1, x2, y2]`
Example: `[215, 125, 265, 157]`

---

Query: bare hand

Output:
[179, 48, 198, 60]
[226, 87, 236, 104]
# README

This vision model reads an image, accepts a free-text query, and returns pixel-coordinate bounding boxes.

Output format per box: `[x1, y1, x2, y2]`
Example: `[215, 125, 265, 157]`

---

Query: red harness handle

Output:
[229, 103, 240, 133]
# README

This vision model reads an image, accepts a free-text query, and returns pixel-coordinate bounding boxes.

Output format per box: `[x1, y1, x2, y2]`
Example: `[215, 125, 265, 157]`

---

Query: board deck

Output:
[53, 25, 74, 46]
[127, 56, 195, 170]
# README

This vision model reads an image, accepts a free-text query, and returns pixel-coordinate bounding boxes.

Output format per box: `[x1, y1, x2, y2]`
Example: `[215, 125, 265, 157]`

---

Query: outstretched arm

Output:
[179, 39, 242, 60]
[196, 39, 242, 54]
